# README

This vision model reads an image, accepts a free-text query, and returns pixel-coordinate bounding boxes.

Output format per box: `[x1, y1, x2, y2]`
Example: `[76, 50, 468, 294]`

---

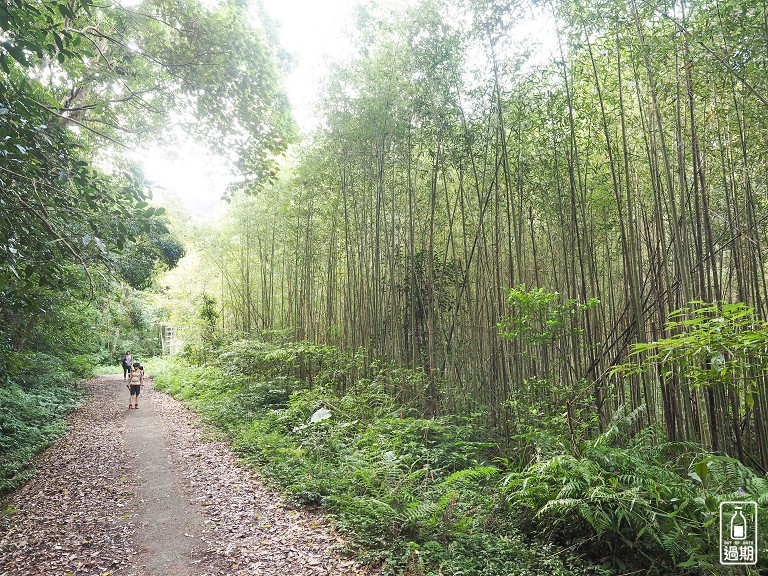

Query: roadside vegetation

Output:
[153, 331, 768, 575]
[0, 352, 84, 493]
[0, 282, 173, 495]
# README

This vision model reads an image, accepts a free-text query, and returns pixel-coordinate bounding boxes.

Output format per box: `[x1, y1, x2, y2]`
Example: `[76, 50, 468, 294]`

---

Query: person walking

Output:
[121, 351, 133, 380]
[127, 362, 143, 409]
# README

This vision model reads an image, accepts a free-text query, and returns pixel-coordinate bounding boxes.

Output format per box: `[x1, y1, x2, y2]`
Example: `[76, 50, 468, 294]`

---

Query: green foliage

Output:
[153, 342, 604, 575]
[498, 287, 603, 459]
[139, 0, 295, 188]
[96, 286, 163, 365]
[155, 336, 768, 574]
[1, 0, 294, 169]
[199, 294, 219, 333]
[618, 301, 768, 389]
[0, 73, 157, 306]
[0, 0, 94, 72]
[213, 339, 361, 388]
[0, 352, 83, 494]
[117, 219, 185, 290]
[63, 354, 98, 380]
[501, 407, 768, 573]
[384, 532, 611, 576]
[498, 285, 600, 345]
[176, 294, 227, 365]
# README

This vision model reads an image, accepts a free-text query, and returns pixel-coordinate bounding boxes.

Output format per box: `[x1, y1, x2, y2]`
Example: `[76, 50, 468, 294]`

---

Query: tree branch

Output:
[647, 1, 768, 108]
[17, 186, 95, 300]
[27, 97, 132, 148]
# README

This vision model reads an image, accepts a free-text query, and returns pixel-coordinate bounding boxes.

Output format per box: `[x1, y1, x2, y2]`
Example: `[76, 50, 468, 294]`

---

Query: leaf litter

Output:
[0, 377, 135, 575]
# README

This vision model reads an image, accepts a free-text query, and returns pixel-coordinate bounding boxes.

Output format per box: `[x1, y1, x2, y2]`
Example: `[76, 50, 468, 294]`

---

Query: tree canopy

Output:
[0, 0, 294, 351]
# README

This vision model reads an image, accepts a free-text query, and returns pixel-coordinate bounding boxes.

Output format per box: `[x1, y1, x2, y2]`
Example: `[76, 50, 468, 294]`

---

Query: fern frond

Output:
[402, 500, 438, 524]
[592, 404, 646, 448]
[538, 497, 580, 517]
[442, 465, 499, 486]
[350, 496, 398, 519]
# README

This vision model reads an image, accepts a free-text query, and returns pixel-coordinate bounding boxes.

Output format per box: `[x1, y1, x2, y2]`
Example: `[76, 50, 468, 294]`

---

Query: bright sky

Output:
[141, 0, 555, 221]
[142, 0, 367, 220]
[261, 0, 362, 131]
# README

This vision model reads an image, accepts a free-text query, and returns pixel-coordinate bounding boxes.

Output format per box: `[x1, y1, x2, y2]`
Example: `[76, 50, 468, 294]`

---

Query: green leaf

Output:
[53, 32, 64, 53]
[57, 3, 76, 20]
[695, 460, 708, 482]
[688, 471, 702, 483]
[2, 42, 28, 66]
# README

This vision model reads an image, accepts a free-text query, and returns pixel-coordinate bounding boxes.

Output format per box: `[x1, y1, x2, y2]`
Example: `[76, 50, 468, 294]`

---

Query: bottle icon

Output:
[731, 506, 747, 540]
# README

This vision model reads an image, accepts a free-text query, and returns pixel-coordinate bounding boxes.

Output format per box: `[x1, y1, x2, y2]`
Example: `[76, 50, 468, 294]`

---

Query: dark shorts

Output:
[129, 384, 141, 396]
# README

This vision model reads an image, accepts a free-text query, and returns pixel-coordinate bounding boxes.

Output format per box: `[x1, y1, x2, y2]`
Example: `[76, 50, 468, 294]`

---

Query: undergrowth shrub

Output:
[0, 352, 84, 494]
[64, 354, 99, 380]
[502, 407, 768, 573]
[387, 532, 610, 576]
[213, 339, 362, 390]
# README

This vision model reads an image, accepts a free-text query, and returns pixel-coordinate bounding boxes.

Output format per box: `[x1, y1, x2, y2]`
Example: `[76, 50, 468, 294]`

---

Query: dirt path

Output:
[0, 375, 369, 575]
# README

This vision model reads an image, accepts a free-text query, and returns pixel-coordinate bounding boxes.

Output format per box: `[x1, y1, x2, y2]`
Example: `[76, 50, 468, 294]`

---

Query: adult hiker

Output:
[121, 351, 133, 380]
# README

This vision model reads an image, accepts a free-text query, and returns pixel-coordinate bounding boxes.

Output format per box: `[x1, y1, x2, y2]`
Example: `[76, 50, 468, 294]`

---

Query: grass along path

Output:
[0, 374, 369, 575]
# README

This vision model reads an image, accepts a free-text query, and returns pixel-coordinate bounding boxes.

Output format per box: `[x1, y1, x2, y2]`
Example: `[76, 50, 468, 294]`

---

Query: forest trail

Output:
[0, 375, 368, 576]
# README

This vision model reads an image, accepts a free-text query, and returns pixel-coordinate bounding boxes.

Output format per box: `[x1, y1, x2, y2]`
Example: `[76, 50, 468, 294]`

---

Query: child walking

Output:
[127, 362, 143, 409]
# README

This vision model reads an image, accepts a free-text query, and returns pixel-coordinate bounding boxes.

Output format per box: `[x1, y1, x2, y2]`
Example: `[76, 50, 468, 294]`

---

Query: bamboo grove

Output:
[195, 0, 768, 466]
